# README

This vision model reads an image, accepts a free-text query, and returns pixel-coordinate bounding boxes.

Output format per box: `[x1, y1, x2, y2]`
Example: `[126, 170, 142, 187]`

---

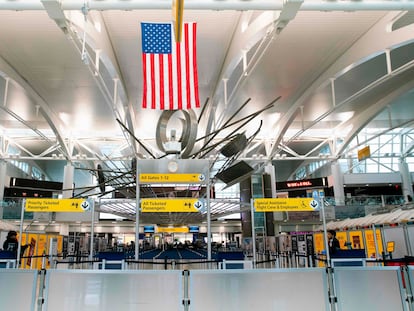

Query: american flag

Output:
[141, 22, 200, 110]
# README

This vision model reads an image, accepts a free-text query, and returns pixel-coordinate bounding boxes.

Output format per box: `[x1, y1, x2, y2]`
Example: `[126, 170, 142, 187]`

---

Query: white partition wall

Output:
[382, 227, 407, 258]
[406, 225, 414, 256]
[334, 267, 407, 311]
[189, 269, 329, 311]
[0, 270, 38, 311]
[43, 270, 182, 311]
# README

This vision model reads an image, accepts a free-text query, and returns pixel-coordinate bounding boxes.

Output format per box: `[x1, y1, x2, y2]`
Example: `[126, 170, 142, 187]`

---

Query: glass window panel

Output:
[390, 40, 414, 71]
[335, 54, 387, 104]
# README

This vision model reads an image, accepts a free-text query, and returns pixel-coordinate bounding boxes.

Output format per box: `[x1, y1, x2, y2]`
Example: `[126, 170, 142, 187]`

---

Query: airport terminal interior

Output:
[3, 0, 414, 310]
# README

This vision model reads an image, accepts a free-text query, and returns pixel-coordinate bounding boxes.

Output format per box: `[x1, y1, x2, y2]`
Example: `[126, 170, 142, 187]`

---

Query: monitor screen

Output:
[144, 225, 155, 233]
[188, 226, 199, 233]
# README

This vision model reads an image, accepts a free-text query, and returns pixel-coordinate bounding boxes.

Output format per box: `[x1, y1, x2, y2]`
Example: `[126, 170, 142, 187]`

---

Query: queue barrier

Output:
[44, 270, 183, 311]
[218, 259, 253, 269]
[1, 266, 413, 311]
[190, 269, 329, 311]
[0, 258, 16, 268]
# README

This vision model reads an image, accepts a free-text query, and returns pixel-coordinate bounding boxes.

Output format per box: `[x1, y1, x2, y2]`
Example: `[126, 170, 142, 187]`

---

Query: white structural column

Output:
[62, 163, 74, 198]
[264, 162, 277, 198]
[0, 160, 6, 218]
[331, 161, 345, 206]
[399, 160, 414, 203]
[264, 162, 280, 222]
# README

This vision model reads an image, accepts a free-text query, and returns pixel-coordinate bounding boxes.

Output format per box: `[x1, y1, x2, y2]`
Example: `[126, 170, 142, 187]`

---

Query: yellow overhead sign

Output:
[139, 173, 206, 183]
[358, 146, 371, 161]
[141, 198, 203, 213]
[157, 227, 189, 233]
[254, 198, 319, 212]
[25, 198, 91, 213]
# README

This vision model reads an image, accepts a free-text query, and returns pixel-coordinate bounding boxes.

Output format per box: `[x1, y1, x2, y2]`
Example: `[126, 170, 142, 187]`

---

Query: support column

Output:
[0, 160, 6, 219]
[331, 161, 345, 206]
[62, 163, 74, 198]
[399, 160, 414, 203]
[240, 177, 252, 238]
[264, 163, 276, 236]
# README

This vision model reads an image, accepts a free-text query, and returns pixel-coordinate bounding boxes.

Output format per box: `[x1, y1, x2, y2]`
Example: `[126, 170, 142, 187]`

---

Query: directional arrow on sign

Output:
[198, 174, 205, 182]
[194, 200, 203, 210]
[81, 200, 90, 211]
[310, 199, 319, 209]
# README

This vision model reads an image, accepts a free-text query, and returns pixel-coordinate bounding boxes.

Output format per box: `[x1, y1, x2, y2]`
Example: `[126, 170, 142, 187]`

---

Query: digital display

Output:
[144, 225, 155, 233]
[276, 177, 327, 190]
[188, 226, 199, 233]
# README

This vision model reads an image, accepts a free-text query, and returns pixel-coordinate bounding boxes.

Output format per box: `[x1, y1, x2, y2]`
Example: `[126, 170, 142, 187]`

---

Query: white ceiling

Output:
[0, 1, 414, 196]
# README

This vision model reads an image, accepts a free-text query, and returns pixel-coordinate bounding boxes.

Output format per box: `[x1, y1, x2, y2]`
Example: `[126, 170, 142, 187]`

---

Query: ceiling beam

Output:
[1, 1, 414, 11]
[0, 57, 72, 159]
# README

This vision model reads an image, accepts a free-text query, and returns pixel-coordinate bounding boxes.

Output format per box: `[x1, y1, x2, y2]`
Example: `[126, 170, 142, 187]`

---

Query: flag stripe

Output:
[142, 53, 147, 108]
[168, 53, 173, 110]
[159, 55, 165, 110]
[185, 24, 191, 109]
[176, 42, 182, 110]
[141, 22, 199, 110]
[150, 54, 156, 109]
[192, 23, 200, 108]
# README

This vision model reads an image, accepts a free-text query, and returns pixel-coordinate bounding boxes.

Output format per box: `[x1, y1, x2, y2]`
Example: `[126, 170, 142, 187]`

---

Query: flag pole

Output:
[172, 0, 184, 42]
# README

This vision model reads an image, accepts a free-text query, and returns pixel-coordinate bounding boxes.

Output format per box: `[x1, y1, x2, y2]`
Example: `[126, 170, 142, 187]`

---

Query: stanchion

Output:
[326, 267, 337, 311]
[37, 269, 46, 311]
[182, 270, 190, 311]
[402, 265, 414, 311]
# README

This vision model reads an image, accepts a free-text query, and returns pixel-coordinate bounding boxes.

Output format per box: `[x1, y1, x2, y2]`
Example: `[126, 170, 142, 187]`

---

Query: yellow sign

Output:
[387, 241, 395, 253]
[25, 198, 90, 212]
[141, 198, 203, 213]
[365, 229, 383, 258]
[157, 227, 189, 233]
[139, 173, 206, 183]
[254, 198, 318, 212]
[358, 146, 371, 161]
